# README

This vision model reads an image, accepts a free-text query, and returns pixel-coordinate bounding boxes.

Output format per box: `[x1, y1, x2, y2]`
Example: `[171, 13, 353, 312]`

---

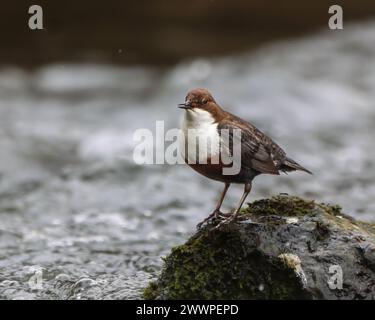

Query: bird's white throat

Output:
[183, 108, 216, 129]
[180, 108, 221, 163]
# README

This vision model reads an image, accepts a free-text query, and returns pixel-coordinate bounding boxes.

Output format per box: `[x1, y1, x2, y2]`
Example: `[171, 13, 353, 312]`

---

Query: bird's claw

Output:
[214, 212, 231, 220]
[196, 221, 205, 230]
[196, 210, 230, 230]
[210, 213, 237, 231]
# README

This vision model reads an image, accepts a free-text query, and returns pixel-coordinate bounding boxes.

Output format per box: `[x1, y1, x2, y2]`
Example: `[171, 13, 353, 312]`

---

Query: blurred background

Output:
[3, 0, 375, 66]
[1, 1, 375, 299]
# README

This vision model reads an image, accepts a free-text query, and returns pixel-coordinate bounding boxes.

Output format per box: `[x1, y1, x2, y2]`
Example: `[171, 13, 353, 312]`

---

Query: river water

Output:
[0, 21, 375, 299]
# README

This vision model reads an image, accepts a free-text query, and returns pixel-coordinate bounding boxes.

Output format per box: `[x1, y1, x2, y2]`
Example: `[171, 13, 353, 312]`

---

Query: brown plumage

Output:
[218, 111, 313, 176]
[179, 88, 312, 230]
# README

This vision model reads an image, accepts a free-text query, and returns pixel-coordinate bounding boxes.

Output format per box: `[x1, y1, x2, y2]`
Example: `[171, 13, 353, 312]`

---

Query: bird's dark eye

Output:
[202, 99, 207, 104]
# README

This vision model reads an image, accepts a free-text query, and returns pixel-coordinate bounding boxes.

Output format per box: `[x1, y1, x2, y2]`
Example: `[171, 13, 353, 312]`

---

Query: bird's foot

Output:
[196, 209, 224, 230]
[211, 212, 238, 231]
[214, 211, 232, 220]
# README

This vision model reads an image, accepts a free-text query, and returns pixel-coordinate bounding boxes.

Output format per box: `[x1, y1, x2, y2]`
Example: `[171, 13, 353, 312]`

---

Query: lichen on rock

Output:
[144, 196, 375, 300]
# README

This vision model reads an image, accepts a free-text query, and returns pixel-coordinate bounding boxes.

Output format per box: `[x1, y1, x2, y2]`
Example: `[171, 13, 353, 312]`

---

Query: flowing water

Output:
[1, 21, 375, 299]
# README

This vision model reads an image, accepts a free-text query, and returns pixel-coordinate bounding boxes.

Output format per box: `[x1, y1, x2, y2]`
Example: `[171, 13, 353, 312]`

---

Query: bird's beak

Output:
[178, 101, 192, 109]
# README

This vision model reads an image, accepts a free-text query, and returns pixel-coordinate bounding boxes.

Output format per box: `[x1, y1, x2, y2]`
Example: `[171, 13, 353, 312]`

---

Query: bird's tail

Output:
[280, 157, 313, 175]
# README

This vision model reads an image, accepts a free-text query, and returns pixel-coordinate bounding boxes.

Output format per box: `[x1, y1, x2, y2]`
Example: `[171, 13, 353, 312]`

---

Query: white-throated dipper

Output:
[178, 88, 312, 230]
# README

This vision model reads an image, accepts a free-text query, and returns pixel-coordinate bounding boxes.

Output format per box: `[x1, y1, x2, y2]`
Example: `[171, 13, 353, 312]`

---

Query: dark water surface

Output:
[1, 22, 375, 299]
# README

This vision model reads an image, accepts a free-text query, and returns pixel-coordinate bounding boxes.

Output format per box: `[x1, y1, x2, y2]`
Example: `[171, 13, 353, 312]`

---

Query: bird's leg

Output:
[196, 183, 230, 229]
[212, 182, 252, 230]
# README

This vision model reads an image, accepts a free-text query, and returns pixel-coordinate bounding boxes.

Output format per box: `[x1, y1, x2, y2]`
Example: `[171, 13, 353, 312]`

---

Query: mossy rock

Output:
[144, 196, 375, 300]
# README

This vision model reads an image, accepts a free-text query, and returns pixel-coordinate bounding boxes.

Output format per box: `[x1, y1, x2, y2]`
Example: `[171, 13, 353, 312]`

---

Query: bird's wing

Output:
[218, 116, 283, 175]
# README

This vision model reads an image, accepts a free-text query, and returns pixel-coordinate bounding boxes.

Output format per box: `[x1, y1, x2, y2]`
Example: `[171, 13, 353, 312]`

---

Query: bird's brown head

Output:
[178, 88, 216, 111]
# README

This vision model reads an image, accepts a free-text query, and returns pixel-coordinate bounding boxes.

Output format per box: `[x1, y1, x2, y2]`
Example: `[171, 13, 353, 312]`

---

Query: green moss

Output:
[317, 202, 375, 234]
[318, 203, 342, 216]
[143, 221, 309, 299]
[242, 195, 316, 218]
[143, 281, 159, 300]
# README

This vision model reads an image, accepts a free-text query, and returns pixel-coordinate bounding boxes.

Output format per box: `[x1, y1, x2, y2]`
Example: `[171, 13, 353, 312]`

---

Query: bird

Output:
[178, 88, 312, 230]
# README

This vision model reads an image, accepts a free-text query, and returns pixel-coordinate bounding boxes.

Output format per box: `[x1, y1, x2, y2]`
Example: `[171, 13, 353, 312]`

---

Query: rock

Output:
[143, 196, 375, 299]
